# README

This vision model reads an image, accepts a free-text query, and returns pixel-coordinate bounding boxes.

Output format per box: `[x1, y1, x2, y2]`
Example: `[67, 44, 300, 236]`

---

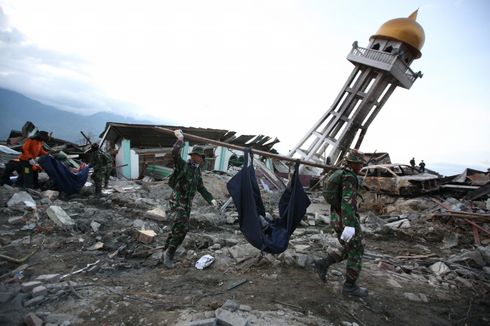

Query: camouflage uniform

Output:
[90, 149, 110, 194]
[328, 166, 364, 284]
[103, 151, 113, 187]
[164, 139, 214, 255]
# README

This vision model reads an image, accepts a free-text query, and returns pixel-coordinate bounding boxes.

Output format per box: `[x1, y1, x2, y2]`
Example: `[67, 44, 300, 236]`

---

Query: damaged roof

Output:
[99, 122, 280, 152]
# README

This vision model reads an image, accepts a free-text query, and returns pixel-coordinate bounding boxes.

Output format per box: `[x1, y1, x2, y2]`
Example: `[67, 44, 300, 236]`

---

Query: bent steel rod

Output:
[155, 127, 334, 171]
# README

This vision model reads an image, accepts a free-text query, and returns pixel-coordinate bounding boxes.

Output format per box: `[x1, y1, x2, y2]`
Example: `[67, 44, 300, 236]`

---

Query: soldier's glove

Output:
[28, 159, 37, 166]
[340, 226, 355, 242]
[211, 199, 219, 207]
[174, 129, 184, 140]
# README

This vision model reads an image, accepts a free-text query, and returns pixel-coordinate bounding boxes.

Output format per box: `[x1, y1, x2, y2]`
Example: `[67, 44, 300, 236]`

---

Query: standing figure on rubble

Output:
[88, 143, 111, 194]
[410, 157, 416, 169]
[163, 129, 218, 269]
[314, 150, 368, 298]
[419, 160, 426, 173]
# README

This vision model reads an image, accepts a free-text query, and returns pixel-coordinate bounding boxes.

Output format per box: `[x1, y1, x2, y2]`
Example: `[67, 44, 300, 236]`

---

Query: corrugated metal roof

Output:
[100, 122, 279, 152]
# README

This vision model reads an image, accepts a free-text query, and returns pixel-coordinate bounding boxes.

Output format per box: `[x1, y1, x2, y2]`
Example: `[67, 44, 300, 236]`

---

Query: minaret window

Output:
[371, 43, 380, 50]
[384, 45, 393, 53]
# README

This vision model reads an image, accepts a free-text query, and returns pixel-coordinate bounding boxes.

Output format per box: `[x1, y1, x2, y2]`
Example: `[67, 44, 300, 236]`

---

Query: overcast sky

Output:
[0, 0, 489, 175]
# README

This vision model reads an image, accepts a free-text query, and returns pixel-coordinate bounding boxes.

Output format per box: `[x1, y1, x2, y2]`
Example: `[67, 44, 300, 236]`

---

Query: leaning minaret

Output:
[287, 11, 425, 168]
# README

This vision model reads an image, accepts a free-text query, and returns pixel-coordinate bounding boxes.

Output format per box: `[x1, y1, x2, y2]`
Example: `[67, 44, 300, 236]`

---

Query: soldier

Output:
[103, 150, 113, 188]
[88, 143, 110, 195]
[419, 160, 426, 173]
[410, 157, 415, 169]
[163, 129, 218, 269]
[314, 150, 368, 298]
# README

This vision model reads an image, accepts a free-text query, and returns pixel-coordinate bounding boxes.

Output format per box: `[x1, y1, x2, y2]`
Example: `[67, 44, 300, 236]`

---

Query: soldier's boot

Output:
[163, 249, 176, 269]
[342, 282, 368, 298]
[314, 255, 335, 283]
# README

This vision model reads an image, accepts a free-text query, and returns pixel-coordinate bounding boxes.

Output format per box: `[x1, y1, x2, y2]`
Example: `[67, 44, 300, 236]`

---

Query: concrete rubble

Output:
[0, 167, 489, 325]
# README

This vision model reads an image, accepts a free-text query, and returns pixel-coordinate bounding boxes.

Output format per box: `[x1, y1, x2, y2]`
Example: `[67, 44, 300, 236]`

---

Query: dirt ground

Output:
[1, 178, 489, 326]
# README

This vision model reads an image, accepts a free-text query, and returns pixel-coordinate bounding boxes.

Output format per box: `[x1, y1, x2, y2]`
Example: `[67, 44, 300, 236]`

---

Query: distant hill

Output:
[0, 88, 155, 144]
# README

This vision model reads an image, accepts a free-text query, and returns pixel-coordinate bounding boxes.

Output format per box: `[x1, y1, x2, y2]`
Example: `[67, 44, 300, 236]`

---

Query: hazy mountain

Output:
[0, 88, 155, 144]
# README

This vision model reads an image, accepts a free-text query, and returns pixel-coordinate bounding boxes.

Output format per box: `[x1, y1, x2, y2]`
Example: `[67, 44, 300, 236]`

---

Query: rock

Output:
[228, 244, 259, 263]
[188, 318, 218, 326]
[210, 243, 221, 250]
[378, 260, 396, 272]
[293, 244, 310, 253]
[222, 299, 239, 312]
[32, 285, 47, 297]
[441, 232, 459, 249]
[146, 207, 166, 221]
[90, 221, 101, 233]
[87, 242, 104, 251]
[477, 246, 490, 265]
[35, 274, 61, 283]
[384, 219, 411, 229]
[47, 206, 75, 227]
[24, 312, 44, 326]
[296, 254, 313, 268]
[41, 190, 59, 201]
[239, 305, 252, 312]
[482, 266, 490, 275]
[429, 262, 450, 276]
[226, 215, 236, 224]
[215, 308, 249, 326]
[447, 249, 485, 267]
[486, 198, 490, 210]
[24, 295, 45, 307]
[8, 216, 25, 224]
[7, 191, 36, 209]
[386, 278, 402, 288]
[136, 229, 156, 244]
[132, 219, 146, 229]
[403, 292, 428, 303]
[21, 281, 43, 293]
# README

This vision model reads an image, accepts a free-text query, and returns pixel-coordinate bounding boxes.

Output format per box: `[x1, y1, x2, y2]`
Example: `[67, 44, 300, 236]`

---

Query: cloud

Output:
[0, 6, 134, 116]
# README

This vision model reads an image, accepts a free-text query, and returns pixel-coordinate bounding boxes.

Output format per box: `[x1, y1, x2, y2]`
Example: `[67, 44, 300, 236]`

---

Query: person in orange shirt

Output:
[18, 131, 50, 188]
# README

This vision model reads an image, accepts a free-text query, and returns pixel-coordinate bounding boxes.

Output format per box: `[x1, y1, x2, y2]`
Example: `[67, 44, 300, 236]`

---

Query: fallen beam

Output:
[155, 127, 335, 171]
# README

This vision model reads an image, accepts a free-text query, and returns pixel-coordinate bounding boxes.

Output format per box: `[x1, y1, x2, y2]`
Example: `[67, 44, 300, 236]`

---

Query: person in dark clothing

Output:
[88, 143, 111, 194]
[419, 160, 426, 173]
[410, 157, 415, 169]
[163, 129, 218, 268]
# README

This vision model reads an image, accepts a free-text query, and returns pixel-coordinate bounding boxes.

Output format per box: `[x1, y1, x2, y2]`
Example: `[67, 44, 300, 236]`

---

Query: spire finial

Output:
[408, 9, 419, 21]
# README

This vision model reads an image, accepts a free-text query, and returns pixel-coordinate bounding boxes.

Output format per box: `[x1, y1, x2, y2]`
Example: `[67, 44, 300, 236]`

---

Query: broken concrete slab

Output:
[24, 295, 45, 307]
[21, 281, 43, 293]
[31, 285, 47, 298]
[146, 206, 166, 221]
[24, 312, 44, 326]
[384, 219, 411, 229]
[228, 244, 258, 263]
[215, 308, 249, 326]
[47, 206, 75, 227]
[136, 229, 156, 244]
[7, 191, 36, 209]
[35, 274, 61, 283]
[90, 221, 101, 233]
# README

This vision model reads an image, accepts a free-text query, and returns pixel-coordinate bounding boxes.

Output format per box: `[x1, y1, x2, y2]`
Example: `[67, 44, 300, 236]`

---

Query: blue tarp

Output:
[38, 155, 90, 194]
[226, 149, 311, 254]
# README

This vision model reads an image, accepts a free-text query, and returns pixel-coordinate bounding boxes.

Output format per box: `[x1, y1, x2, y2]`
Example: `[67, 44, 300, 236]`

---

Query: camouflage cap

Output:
[346, 150, 364, 164]
[189, 146, 205, 158]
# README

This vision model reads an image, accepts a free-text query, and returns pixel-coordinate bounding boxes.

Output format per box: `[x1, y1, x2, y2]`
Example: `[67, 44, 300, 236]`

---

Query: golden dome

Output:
[371, 10, 425, 58]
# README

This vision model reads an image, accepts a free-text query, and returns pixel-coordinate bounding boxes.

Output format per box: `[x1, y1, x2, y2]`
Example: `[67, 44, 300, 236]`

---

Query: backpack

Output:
[322, 169, 345, 210]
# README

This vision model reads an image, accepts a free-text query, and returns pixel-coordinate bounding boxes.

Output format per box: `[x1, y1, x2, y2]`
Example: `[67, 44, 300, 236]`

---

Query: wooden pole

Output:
[155, 127, 335, 171]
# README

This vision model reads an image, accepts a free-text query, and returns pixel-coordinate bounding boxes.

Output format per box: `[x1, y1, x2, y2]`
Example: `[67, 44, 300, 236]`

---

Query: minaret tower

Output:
[287, 11, 425, 169]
